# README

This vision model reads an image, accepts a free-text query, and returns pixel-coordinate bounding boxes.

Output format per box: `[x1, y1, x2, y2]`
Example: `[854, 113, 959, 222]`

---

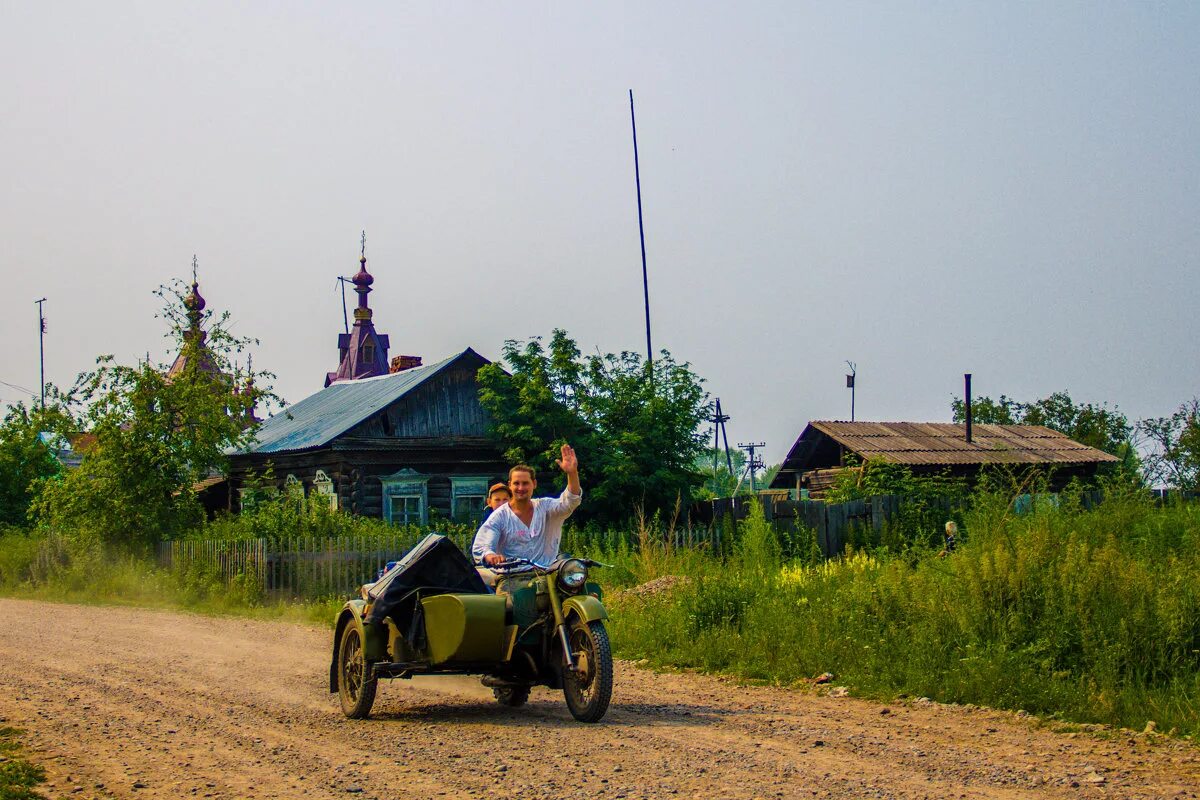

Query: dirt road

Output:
[0, 599, 1197, 800]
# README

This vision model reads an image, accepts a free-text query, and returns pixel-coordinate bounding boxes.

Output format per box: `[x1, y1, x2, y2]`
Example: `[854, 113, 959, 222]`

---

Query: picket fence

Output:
[156, 531, 474, 601]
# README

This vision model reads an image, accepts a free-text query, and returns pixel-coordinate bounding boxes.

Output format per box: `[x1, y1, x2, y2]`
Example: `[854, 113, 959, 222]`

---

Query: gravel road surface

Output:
[1, 599, 1197, 800]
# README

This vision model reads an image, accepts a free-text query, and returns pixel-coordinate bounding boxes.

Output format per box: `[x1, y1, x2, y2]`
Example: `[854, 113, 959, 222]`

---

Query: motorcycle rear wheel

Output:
[338, 625, 378, 719]
[562, 619, 613, 723]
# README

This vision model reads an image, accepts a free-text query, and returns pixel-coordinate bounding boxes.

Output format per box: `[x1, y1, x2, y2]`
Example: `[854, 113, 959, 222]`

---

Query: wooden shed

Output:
[770, 420, 1119, 498]
[228, 348, 507, 524]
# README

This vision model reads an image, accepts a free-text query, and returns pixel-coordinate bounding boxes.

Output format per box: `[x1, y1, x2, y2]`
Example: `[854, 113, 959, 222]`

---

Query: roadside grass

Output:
[3, 490, 1198, 740]
[607, 493, 1200, 740]
[0, 727, 46, 800]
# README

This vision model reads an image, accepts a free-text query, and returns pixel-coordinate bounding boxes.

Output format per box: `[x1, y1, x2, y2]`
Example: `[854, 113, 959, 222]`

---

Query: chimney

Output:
[964, 373, 973, 444]
[389, 355, 423, 373]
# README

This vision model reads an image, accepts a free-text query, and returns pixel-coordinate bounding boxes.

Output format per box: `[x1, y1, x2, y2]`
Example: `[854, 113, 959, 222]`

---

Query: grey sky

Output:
[2, 2, 1197, 463]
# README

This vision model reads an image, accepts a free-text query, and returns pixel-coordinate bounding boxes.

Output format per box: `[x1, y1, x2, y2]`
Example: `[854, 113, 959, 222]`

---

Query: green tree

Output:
[950, 394, 1023, 425]
[693, 447, 747, 499]
[0, 399, 73, 526]
[953, 391, 1132, 455]
[1139, 399, 1200, 491]
[952, 390, 1138, 479]
[478, 329, 709, 524]
[33, 281, 274, 550]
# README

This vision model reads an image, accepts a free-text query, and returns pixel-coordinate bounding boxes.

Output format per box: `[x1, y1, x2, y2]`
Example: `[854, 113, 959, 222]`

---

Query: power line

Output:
[0, 378, 38, 397]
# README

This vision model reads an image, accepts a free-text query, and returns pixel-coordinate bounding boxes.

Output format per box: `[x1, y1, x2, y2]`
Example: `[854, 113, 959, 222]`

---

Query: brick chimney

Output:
[389, 355, 423, 373]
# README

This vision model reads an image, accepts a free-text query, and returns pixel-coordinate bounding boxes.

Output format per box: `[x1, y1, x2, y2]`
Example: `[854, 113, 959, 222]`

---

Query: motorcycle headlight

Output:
[558, 559, 588, 593]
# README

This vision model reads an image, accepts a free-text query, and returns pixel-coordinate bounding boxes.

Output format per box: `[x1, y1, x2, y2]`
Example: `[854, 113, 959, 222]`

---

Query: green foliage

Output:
[478, 329, 709, 524]
[953, 391, 1134, 457]
[0, 401, 72, 525]
[30, 280, 276, 551]
[0, 727, 47, 800]
[609, 493, 1200, 737]
[1139, 398, 1200, 491]
[692, 446, 747, 499]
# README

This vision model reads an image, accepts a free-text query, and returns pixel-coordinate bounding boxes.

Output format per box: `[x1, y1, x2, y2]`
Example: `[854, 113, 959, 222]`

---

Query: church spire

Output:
[168, 256, 216, 379]
[325, 233, 391, 387]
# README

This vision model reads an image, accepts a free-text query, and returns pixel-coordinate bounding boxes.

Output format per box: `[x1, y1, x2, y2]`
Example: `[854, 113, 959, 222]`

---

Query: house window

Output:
[285, 474, 304, 510]
[313, 470, 337, 512]
[380, 469, 429, 526]
[450, 476, 491, 524]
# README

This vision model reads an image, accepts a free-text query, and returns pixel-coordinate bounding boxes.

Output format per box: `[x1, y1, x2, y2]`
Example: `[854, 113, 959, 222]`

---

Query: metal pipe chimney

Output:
[964, 373, 973, 444]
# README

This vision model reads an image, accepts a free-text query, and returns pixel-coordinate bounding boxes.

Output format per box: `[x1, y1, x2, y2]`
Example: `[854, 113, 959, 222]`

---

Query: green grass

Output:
[607, 492, 1200, 739]
[4, 490, 1199, 740]
[0, 727, 46, 800]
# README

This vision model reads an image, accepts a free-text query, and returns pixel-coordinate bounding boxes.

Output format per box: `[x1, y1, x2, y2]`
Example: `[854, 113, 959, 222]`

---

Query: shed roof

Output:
[235, 348, 488, 455]
[771, 420, 1118, 487]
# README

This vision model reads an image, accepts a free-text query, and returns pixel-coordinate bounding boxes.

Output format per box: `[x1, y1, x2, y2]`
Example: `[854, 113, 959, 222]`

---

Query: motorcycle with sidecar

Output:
[330, 533, 613, 722]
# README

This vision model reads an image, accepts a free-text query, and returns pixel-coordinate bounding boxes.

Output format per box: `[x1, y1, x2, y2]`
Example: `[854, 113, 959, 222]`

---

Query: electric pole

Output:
[738, 441, 766, 492]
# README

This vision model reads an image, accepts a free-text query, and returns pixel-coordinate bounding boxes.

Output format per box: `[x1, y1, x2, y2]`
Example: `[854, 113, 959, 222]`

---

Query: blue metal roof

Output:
[236, 350, 482, 455]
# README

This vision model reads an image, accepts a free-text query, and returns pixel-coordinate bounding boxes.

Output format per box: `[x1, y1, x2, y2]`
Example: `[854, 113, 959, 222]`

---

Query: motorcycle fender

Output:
[562, 594, 608, 624]
[331, 600, 382, 692]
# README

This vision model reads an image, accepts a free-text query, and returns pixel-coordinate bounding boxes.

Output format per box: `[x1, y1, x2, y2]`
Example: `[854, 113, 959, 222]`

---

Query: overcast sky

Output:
[2, 2, 1197, 463]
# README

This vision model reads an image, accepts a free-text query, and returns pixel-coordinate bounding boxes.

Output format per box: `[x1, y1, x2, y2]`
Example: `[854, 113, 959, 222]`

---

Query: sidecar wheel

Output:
[338, 624, 377, 719]
[562, 619, 613, 723]
[493, 685, 531, 707]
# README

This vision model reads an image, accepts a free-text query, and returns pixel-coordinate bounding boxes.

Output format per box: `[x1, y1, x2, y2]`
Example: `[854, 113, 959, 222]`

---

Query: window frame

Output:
[380, 468, 429, 526]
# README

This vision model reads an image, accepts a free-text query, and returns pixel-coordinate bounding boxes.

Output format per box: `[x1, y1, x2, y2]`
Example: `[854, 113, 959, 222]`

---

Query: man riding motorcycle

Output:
[471, 443, 582, 572]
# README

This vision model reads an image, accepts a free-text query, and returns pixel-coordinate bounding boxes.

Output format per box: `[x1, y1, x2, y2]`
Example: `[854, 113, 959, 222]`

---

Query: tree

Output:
[952, 390, 1138, 479]
[693, 447, 747, 499]
[0, 399, 73, 527]
[950, 394, 1023, 425]
[1138, 399, 1200, 491]
[478, 329, 709, 524]
[33, 280, 274, 550]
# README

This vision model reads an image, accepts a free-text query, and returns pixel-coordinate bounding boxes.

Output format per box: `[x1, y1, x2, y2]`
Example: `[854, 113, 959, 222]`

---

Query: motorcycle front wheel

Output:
[562, 619, 613, 723]
[338, 625, 378, 719]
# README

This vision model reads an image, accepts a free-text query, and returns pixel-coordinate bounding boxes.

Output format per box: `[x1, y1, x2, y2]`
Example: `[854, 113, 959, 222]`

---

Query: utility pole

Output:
[845, 360, 857, 422]
[738, 441, 766, 492]
[35, 298, 47, 408]
[711, 398, 734, 494]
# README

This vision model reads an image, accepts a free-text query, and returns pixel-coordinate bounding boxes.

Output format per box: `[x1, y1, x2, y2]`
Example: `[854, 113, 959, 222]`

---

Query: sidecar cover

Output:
[364, 534, 487, 625]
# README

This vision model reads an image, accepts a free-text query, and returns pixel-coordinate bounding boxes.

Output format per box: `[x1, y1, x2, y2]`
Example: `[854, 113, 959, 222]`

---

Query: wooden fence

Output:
[699, 495, 930, 556]
[158, 488, 1131, 599]
[156, 530, 474, 601]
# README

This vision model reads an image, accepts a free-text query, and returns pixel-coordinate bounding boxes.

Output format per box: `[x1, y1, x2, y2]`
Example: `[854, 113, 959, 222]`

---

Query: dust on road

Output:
[0, 599, 1196, 800]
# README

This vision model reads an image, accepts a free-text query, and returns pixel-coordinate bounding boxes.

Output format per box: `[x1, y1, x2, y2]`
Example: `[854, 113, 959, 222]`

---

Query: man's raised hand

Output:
[556, 443, 579, 475]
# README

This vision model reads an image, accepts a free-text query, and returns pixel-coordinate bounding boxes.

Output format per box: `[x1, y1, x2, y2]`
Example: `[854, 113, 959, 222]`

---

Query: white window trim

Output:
[380, 468, 429, 526]
[313, 470, 337, 511]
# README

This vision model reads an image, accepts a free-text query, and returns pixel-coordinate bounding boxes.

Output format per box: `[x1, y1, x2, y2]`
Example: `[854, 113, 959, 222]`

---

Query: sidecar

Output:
[330, 534, 506, 716]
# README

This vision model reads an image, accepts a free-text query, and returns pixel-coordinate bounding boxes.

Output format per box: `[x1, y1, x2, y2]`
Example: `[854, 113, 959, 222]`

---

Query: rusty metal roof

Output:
[771, 421, 1118, 487]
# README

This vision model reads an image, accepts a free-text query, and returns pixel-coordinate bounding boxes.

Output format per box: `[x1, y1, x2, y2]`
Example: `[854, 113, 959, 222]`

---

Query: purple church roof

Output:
[326, 251, 391, 387]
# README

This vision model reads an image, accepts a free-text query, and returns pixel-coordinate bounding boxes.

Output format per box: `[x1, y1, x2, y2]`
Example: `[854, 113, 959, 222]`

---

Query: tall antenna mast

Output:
[35, 298, 47, 407]
[336, 277, 351, 334]
[629, 90, 653, 368]
[846, 361, 857, 421]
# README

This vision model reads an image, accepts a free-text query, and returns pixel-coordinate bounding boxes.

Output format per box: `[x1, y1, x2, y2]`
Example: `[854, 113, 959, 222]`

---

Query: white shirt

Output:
[471, 488, 583, 565]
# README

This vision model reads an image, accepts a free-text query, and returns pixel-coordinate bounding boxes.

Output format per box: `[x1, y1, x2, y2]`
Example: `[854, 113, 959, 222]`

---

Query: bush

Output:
[609, 492, 1200, 737]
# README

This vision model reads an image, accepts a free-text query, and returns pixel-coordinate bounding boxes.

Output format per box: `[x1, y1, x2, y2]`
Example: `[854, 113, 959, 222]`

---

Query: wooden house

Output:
[228, 348, 507, 523]
[770, 420, 1119, 498]
[227, 246, 507, 523]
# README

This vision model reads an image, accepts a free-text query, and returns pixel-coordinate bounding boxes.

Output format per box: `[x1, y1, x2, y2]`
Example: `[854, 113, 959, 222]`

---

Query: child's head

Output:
[485, 482, 512, 510]
[944, 520, 958, 537]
